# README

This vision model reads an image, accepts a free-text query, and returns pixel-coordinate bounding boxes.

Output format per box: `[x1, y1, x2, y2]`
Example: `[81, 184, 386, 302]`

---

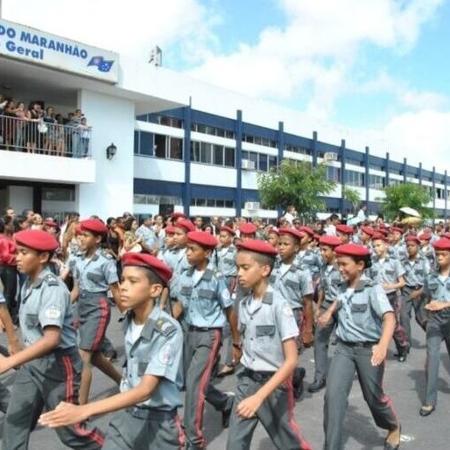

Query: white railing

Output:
[0, 114, 92, 158]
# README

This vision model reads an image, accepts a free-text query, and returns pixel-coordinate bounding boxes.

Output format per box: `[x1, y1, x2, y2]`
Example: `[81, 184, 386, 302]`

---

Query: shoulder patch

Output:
[44, 274, 59, 286]
[155, 318, 177, 337]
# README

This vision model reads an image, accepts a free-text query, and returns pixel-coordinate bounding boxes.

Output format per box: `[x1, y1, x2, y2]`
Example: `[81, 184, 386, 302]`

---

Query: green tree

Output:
[343, 186, 362, 213]
[382, 183, 433, 221]
[257, 160, 336, 222]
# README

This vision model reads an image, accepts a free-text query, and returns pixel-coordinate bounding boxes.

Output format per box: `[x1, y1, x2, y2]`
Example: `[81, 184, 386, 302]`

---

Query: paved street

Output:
[0, 308, 449, 449]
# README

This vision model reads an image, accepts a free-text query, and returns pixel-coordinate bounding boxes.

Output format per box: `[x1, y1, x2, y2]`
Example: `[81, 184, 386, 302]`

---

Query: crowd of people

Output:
[0, 204, 450, 449]
[0, 95, 91, 157]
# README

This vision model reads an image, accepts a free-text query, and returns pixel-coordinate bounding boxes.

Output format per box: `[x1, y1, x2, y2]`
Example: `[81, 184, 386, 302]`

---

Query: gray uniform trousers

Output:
[386, 292, 409, 352]
[313, 313, 336, 383]
[323, 342, 399, 450]
[222, 278, 239, 367]
[184, 328, 233, 449]
[226, 369, 312, 450]
[2, 348, 104, 450]
[103, 406, 185, 449]
[0, 380, 10, 413]
[425, 312, 450, 406]
[399, 287, 427, 343]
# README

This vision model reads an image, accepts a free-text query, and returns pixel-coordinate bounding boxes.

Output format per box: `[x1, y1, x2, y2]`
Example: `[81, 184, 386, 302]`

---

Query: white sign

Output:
[0, 19, 119, 83]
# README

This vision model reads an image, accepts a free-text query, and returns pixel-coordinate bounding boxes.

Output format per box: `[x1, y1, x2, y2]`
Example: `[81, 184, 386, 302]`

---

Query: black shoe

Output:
[397, 352, 407, 363]
[308, 379, 326, 393]
[384, 425, 401, 450]
[419, 405, 435, 417]
[293, 368, 306, 400]
[222, 394, 235, 428]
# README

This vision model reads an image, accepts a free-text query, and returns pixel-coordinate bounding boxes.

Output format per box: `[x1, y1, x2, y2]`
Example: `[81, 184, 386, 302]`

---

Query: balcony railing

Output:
[0, 114, 92, 158]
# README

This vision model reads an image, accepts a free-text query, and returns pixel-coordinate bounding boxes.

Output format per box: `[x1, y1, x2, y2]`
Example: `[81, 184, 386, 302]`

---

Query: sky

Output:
[3, 0, 450, 169]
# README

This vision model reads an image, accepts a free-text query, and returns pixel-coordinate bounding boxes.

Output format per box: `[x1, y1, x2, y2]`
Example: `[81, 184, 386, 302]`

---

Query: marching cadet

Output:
[238, 222, 257, 240]
[357, 225, 375, 248]
[399, 235, 429, 346]
[71, 219, 122, 404]
[419, 232, 436, 269]
[157, 225, 178, 269]
[389, 226, 406, 260]
[309, 235, 342, 394]
[320, 243, 401, 450]
[216, 225, 239, 378]
[227, 239, 312, 450]
[173, 231, 239, 450]
[266, 226, 280, 248]
[271, 227, 313, 399]
[419, 238, 450, 417]
[0, 229, 104, 449]
[40, 253, 185, 449]
[335, 224, 354, 244]
[296, 226, 322, 347]
[369, 233, 409, 362]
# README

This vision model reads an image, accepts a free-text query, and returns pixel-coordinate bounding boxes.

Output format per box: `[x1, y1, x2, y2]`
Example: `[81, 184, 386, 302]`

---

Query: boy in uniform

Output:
[157, 225, 177, 269]
[227, 239, 312, 450]
[271, 227, 313, 399]
[71, 219, 122, 404]
[320, 243, 401, 450]
[419, 238, 450, 416]
[0, 229, 104, 449]
[369, 233, 409, 362]
[399, 234, 429, 346]
[266, 227, 280, 249]
[336, 224, 354, 244]
[389, 227, 406, 260]
[238, 222, 257, 241]
[309, 235, 342, 393]
[419, 232, 436, 269]
[173, 231, 239, 450]
[40, 253, 185, 449]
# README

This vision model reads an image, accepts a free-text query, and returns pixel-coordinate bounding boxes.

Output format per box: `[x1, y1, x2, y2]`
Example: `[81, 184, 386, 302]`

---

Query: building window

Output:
[243, 134, 277, 148]
[191, 141, 236, 168]
[327, 166, 341, 182]
[242, 151, 278, 172]
[224, 147, 235, 167]
[345, 170, 365, 187]
[154, 134, 166, 158]
[284, 144, 310, 155]
[190, 198, 235, 208]
[191, 123, 235, 140]
[369, 174, 385, 189]
[133, 194, 182, 205]
[169, 137, 183, 160]
[42, 187, 75, 202]
[138, 114, 183, 128]
[213, 145, 224, 166]
[134, 132, 183, 160]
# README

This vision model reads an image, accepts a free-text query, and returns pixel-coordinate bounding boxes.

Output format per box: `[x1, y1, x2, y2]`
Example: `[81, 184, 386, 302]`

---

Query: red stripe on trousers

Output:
[61, 355, 105, 446]
[194, 329, 221, 448]
[175, 414, 186, 449]
[286, 376, 313, 450]
[92, 297, 109, 351]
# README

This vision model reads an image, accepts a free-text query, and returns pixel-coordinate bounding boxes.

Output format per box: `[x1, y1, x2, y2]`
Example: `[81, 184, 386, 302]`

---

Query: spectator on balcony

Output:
[54, 114, 65, 156]
[2, 99, 17, 150]
[26, 102, 43, 153]
[70, 109, 84, 158]
[78, 117, 90, 157]
[43, 106, 57, 155]
[15, 102, 27, 151]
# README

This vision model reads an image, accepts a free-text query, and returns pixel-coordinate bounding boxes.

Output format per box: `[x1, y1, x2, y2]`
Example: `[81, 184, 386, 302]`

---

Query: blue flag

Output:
[87, 56, 114, 73]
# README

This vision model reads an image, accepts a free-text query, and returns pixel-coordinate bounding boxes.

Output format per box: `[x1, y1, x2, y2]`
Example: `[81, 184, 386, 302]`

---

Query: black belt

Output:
[338, 339, 377, 348]
[241, 368, 275, 383]
[79, 291, 107, 299]
[188, 325, 222, 332]
[127, 406, 177, 420]
[405, 284, 422, 290]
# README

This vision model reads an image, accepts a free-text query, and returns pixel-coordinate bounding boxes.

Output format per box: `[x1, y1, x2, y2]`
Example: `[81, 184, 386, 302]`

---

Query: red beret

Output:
[44, 219, 59, 229]
[267, 227, 279, 236]
[433, 238, 450, 251]
[79, 219, 108, 235]
[237, 239, 278, 256]
[121, 253, 172, 285]
[220, 226, 235, 236]
[165, 226, 176, 234]
[390, 227, 403, 234]
[15, 230, 59, 252]
[319, 235, 342, 247]
[187, 231, 218, 249]
[443, 232, 450, 240]
[174, 219, 195, 233]
[298, 226, 314, 237]
[419, 232, 432, 241]
[75, 224, 83, 235]
[405, 235, 420, 245]
[171, 212, 187, 221]
[336, 224, 354, 235]
[279, 227, 305, 241]
[372, 232, 387, 242]
[335, 243, 370, 257]
[239, 223, 257, 235]
[361, 226, 375, 237]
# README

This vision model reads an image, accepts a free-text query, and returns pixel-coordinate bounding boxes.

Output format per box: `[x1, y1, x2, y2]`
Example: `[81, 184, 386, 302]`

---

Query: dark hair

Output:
[106, 217, 115, 226]
[238, 249, 276, 272]
[353, 255, 372, 269]
[123, 217, 136, 232]
[0, 218, 4, 233]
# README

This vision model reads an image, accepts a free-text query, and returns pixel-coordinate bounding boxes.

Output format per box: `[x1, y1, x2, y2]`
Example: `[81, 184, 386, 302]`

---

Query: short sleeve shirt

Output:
[335, 278, 393, 343]
[19, 267, 77, 349]
[120, 307, 183, 411]
[369, 256, 405, 293]
[319, 263, 342, 306]
[401, 256, 430, 287]
[239, 287, 299, 372]
[216, 246, 237, 278]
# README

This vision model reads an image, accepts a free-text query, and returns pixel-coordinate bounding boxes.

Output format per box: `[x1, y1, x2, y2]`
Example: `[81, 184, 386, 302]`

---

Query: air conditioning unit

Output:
[323, 152, 338, 162]
[245, 202, 260, 210]
[241, 159, 256, 170]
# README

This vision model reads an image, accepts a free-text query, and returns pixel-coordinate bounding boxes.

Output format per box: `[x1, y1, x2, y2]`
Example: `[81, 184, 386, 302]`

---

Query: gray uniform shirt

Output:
[175, 268, 233, 328]
[216, 246, 237, 278]
[73, 249, 118, 293]
[423, 272, 450, 324]
[295, 248, 322, 277]
[401, 255, 430, 287]
[319, 263, 342, 307]
[335, 278, 393, 343]
[19, 267, 77, 349]
[270, 262, 313, 309]
[369, 255, 405, 294]
[120, 307, 183, 411]
[239, 287, 299, 372]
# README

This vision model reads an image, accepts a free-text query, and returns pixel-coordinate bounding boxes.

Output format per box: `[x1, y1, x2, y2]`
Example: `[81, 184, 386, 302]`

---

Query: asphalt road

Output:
[0, 308, 449, 449]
